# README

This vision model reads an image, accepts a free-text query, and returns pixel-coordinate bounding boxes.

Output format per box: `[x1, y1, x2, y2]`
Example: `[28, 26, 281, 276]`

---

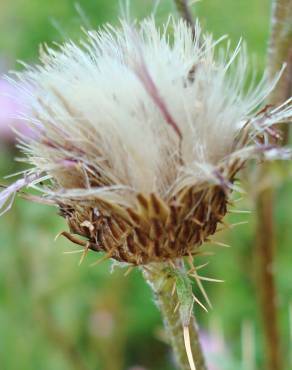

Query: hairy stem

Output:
[143, 262, 207, 370]
[256, 1, 291, 370]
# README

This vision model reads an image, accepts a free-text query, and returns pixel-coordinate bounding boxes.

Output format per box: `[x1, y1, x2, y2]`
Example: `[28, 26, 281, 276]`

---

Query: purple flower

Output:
[200, 330, 229, 370]
[0, 78, 32, 143]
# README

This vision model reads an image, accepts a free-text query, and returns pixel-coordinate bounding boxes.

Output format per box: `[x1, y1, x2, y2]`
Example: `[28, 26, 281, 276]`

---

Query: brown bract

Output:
[58, 164, 239, 265]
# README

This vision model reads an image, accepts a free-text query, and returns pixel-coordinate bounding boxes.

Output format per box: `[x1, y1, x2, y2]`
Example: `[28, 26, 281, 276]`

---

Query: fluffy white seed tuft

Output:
[1, 17, 292, 209]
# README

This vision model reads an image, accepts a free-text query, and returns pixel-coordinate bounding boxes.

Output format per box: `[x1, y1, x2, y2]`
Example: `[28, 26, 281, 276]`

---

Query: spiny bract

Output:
[1, 17, 291, 265]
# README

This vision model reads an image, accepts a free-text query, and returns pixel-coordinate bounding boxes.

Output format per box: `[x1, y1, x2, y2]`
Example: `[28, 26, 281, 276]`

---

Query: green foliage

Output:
[166, 266, 194, 327]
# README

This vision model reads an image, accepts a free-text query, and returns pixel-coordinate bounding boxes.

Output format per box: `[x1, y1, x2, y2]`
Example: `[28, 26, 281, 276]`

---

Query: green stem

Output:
[143, 262, 207, 370]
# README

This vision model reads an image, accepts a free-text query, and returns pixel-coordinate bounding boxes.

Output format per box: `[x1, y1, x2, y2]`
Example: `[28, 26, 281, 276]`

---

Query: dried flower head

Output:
[1, 18, 291, 266]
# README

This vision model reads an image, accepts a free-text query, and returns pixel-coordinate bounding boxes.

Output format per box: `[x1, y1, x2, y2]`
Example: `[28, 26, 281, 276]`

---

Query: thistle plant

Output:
[0, 16, 292, 370]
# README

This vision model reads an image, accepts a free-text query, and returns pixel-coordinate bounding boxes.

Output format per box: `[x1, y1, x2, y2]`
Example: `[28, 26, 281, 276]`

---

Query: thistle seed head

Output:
[1, 17, 291, 265]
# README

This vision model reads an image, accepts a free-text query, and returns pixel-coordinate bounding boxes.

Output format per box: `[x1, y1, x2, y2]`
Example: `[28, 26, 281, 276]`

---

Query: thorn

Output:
[183, 326, 197, 370]
[192, 251, 215, 257]
[174, 301, 180, 314]
[192, 294, 208, 312]
[124, 266, 134, 277]
[171, 281, 177, 296]
[169, 260, 177, 269]
[55, 231, 87, 246]
[78, 243, 90, 266]
[192, 272, 213, 309]
[195, 262, 210, 271]
[218, 220, 232, 228]
[90, 251, 113, 267]
[187, 258, 209, 275]
[210, 240, 232, 248]
[229, 209, 251, 214]
[54, 232, 63, 242]
[192, 217, 204, 226]
[187, 252, 195, 270]
[63, 249, 84, 254]
[195, 275, 224, 283]
[230, 221, 249, 228]
[217, 220, 248, 230]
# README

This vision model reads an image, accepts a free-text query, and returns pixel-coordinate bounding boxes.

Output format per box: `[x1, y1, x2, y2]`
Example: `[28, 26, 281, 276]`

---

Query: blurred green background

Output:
[0, 1, 291, 369]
